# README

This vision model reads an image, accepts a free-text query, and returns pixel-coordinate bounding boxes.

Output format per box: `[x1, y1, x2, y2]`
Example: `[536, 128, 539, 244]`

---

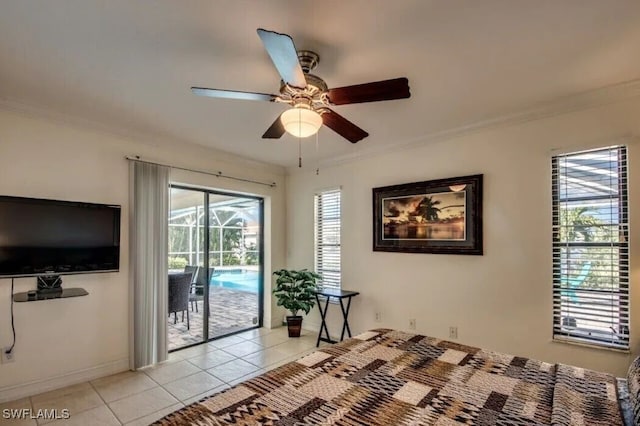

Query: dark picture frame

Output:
[373, 174, 483, 255]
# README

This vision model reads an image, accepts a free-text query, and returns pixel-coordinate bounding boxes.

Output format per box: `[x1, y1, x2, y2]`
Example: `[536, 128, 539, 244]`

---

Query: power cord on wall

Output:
[5, 278, 16, 355]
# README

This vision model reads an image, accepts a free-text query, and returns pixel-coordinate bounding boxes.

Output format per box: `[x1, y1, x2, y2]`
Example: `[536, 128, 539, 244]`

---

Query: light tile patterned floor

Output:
[167, 287, 259, 350]
[0, 327, 323, 426]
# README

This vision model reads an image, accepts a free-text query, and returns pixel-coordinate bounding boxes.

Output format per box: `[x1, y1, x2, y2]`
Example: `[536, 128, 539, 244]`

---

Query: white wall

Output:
[0, 107, 287, 402]
[1, 93, 638, 403]
[287, 97, 640, 377]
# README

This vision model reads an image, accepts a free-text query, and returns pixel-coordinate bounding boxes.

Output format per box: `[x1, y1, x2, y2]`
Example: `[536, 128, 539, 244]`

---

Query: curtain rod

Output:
[125, 156, 277, 188]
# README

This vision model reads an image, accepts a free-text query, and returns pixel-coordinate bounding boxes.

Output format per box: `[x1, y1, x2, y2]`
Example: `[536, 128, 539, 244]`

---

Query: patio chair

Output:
[560, 261, 592, 328]
[561, 261, 592, 303]
[189, 267, 214, 314]
[184, 265, 199, 311]
[168, 272, 192, 330]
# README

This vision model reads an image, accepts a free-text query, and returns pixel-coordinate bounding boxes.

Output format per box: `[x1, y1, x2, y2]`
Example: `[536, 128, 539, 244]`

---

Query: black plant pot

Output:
[286, 316, 303, 338]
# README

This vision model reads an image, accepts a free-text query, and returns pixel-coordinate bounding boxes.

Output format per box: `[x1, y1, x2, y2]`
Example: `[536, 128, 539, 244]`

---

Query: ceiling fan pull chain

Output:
[298, 108, 303, 167]
[315, 132, 320, 175]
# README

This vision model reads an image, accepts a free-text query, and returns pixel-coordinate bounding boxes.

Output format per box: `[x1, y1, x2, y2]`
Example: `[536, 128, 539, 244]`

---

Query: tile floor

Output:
[0, 327, 322, 426]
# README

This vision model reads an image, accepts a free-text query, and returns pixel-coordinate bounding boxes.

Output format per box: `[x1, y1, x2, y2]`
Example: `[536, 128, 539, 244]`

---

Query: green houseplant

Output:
[272, 269, 321, 337]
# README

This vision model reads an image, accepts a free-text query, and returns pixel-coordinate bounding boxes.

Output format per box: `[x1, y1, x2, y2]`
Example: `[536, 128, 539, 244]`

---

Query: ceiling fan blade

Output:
[322, 109, 369, 143]
[262, 114, 286, 139]
[191, 87, 278, 102]
[327, 77, 410, 105]
[257, 28, 307, 89]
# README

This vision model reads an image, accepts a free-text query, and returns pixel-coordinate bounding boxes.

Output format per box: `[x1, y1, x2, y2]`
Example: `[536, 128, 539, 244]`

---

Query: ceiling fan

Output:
[191, 29, 411, 144]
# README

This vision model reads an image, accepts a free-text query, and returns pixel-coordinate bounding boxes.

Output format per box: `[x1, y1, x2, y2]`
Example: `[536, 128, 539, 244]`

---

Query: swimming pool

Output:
[210, 269, 260, 293]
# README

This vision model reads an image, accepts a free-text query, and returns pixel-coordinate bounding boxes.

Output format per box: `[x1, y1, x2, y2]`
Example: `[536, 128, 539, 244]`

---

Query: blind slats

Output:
[315, 189, 341, 290]
[551, 145, 629, 350]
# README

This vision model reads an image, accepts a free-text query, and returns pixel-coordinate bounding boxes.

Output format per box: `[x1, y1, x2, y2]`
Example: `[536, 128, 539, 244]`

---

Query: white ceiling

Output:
[1, 1, 639, 168]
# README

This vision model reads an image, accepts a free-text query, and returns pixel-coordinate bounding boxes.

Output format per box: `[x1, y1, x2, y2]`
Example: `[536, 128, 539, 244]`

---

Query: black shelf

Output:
[13, 288, 88, 302]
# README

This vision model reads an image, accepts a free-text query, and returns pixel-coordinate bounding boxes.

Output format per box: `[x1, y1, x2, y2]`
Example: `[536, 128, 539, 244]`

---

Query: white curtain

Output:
[129, 161, 170, 369]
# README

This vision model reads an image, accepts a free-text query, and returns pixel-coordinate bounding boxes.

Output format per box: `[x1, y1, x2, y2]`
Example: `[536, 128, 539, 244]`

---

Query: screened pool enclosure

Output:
[168, 187, 263, 351]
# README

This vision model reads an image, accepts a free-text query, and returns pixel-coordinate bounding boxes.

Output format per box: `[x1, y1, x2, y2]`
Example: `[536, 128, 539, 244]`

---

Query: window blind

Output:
[315, 189, 341, 290]
[552, 146, 629, 349]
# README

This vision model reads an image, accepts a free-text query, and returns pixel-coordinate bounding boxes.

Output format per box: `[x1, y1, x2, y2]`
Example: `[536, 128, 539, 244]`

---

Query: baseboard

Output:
[303, 322, 320, 333]
[271, 316, 285, 329]
[302, 322, 365, 343]
[302, 322, 342, 342]
[0, 358, 129, 403]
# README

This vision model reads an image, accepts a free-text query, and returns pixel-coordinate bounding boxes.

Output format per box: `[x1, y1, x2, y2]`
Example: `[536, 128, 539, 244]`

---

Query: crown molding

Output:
[307, 78, 640, 170]
[0, 97, 286, 177]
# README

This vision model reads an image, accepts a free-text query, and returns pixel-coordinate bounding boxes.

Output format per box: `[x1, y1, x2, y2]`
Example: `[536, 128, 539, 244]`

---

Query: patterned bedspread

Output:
[154, 329, 623, 425]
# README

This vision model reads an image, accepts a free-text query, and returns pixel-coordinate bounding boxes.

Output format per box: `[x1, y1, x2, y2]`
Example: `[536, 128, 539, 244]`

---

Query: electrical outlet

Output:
[449, 326, 458, 339]
[409, 319, 416, 330]
[1, 347, 15, 363]
[375, 312, 382, 323]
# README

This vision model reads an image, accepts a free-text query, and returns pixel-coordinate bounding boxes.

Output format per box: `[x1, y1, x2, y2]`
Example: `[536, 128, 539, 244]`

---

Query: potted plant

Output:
[272, 269, 321, 337]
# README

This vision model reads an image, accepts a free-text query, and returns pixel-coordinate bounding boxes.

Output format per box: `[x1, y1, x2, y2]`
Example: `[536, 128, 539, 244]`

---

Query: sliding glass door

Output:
[208, 196, 262, 339]
[168, 186, 263, 351]
[168, 188, 205, 350]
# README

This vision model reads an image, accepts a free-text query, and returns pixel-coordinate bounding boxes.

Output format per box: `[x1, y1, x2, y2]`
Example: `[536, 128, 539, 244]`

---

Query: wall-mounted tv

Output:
[0, 196, 121, 277]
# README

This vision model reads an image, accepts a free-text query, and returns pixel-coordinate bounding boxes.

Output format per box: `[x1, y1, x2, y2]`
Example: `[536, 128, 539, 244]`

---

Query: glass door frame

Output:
[169, 184, 264, 351]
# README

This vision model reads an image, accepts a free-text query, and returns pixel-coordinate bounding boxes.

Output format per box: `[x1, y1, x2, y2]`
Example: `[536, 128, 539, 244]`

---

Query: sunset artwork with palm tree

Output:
[382, 190, 466, 240]
[374, 175, 482, 254]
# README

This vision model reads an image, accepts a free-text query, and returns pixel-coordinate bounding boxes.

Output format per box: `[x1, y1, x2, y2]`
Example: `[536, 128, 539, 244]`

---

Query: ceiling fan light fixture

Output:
[281, 105, 322, 138]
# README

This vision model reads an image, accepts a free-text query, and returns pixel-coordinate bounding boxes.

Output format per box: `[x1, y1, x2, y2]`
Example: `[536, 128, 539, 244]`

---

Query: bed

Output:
[154, 328, 638, 425]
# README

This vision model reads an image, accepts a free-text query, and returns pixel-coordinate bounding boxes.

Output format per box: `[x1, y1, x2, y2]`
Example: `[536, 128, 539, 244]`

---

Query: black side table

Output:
[314, 288, 360, 347]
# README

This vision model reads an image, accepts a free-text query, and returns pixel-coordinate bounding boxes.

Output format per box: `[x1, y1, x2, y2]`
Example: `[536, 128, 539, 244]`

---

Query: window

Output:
[315, 189, 341, 290]
[552, 146, 629, 349]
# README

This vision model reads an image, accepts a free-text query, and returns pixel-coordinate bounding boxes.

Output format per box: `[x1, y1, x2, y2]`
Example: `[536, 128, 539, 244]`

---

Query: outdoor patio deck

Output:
[168, 286, 259, 350]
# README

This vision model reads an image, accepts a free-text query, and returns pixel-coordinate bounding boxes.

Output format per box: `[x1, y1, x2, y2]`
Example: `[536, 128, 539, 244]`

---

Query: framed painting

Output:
[372, 174, 483, 255]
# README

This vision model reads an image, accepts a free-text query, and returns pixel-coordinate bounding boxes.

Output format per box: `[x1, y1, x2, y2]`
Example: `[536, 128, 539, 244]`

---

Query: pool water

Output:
[210, 269, 260, 293]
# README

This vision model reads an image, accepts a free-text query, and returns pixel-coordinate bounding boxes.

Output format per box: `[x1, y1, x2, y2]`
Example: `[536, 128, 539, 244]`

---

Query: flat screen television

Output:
[0, 196, 121, 277]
